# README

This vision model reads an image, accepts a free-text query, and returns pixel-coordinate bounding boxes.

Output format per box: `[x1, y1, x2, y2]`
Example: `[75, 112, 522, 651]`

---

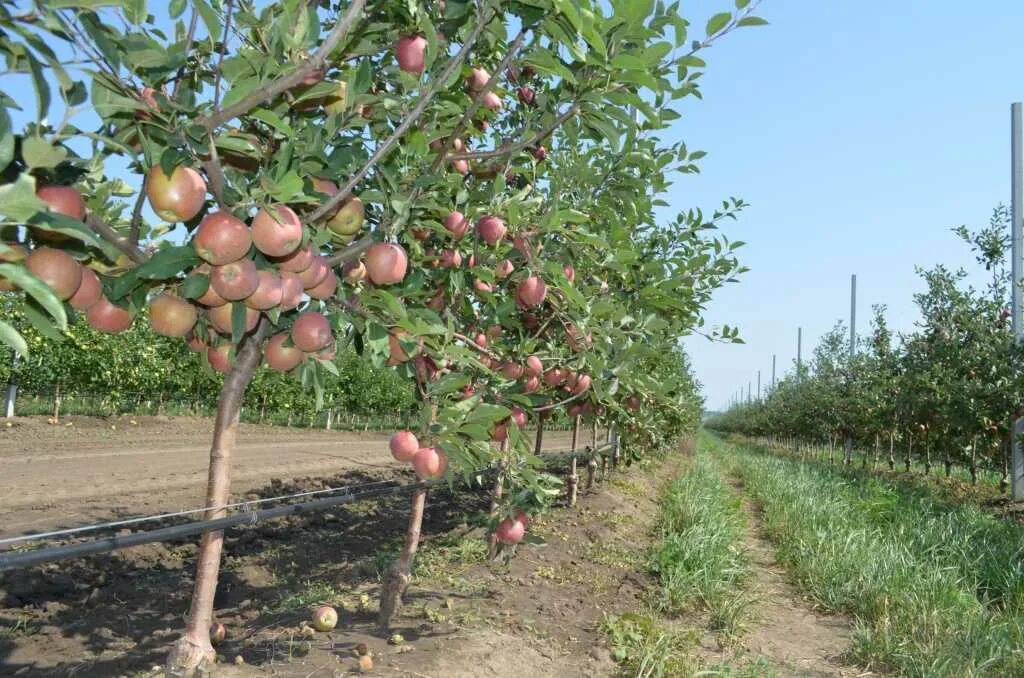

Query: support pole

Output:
[845, 274, 857, 465]
[1013, 102, 1024, 501]
[4, 351, 18, 418]
[797, 327, 803, 382]
[771, 354, 776, 391]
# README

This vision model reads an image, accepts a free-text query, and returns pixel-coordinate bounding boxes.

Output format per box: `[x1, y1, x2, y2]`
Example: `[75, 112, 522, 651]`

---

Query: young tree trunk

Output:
[585, 419, 598, 490]
[567, 415, 580, 507]
[888, 432, 895, 471]
[377, 488, 427, 628]
[1001, 435, 1010, 493]
[828, 436, 835, 465]
[944, 449, 952, 477]
[924, 442, 932, 475]
[868, 434, 877, 470]
[970, 436, 978, 485]
[53, 382, 61, 421]
[906, 432, 913, 473]
[166, 329, 266, 677]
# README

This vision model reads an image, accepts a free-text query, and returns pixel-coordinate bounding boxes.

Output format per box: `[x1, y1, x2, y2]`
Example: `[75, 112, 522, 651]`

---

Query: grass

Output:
[602, 438, 757, 677]
[651, 444, 752, 638]
[720, 435, 1024, 677]
[601, 612, 695, 678]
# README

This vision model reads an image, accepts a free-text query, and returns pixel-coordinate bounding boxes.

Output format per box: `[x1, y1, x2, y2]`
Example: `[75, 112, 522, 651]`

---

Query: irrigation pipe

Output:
[0, 443, 616, 572]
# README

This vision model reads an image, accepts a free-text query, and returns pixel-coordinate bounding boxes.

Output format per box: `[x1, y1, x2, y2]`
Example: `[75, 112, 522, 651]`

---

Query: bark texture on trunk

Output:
[378, 489, 427, 628]
[166, 329, 265, 677]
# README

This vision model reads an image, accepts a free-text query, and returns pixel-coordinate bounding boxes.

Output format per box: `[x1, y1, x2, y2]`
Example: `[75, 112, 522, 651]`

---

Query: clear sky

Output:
[671, 1, 1024, 411]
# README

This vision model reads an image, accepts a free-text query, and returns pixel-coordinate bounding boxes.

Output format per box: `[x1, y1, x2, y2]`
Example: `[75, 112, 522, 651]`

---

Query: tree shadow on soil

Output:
[0, 467, 491, 677]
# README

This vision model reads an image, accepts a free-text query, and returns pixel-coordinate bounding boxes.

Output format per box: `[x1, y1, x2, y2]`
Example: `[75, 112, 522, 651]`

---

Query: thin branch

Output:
[197, 0, 366, 129]
[128, 172, 148, 246]
[533, 391, 586, 413]
[324, 236, 373, 267]
[213, 0, 236, 112]
[85, 215, 146, 264]
[448, 103, 579, 162]
[431, 25, 531, 172]
[308, 7, 496, 223]
[452, 332, 502, 361]
[171, 8, 200, 101]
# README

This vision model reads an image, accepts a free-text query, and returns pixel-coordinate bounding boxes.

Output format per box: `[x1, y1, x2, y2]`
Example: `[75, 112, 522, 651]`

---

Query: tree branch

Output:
[448, 103, 579, 162]
[86, 215, 146, 264]
[212, 0, 236, 111]
[128, 172, 148, 247]
[197, 0, 366, 130]
[171, 8, 201, 101]
[202, 133, 229, 210]
[308, 6, 496, 223]
[324, 236, 373, 267]
[533, 391, 586, 413]
[430, 25, 531, 172]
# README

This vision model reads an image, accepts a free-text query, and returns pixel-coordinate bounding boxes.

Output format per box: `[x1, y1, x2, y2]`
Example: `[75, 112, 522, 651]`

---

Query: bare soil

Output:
[0, 415, 573, 536]
[0, 439, 654, 677]
[0, 430, 867, 678]
[731, 484, 861, 677]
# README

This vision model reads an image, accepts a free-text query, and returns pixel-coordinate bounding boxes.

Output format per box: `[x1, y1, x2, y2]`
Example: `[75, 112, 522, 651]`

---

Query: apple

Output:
[147, 165, 207, 223]
[395, 35, 428, 75]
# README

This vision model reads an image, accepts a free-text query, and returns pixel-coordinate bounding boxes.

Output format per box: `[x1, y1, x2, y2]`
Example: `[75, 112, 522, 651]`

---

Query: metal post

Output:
[1012, 102, 1024, 500]
[4, 351, 18, 418]
[757, 370, 761, 401]
[747, 381, 751, 403]
[797, 327, 803, 382]
[845, 274, 857, 464]
[771, 354, 776, 391]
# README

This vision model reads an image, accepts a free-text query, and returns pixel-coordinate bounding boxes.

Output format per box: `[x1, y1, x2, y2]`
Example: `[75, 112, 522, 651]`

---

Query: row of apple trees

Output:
[0, 0, 757, 674]
[708, 206, 1021, 486]
[0, 297, 416, 419]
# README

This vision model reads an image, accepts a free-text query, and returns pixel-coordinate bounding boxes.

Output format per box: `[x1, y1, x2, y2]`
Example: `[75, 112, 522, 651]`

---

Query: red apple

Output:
[395, 35, 428, 75]
[366, 243, 408, 285]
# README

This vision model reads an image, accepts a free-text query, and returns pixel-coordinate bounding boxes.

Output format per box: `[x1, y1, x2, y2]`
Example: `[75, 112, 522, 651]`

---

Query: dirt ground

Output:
[0, 431, 865, 677]
[0, 415, 574, 536]
[0, 431, 651, 677]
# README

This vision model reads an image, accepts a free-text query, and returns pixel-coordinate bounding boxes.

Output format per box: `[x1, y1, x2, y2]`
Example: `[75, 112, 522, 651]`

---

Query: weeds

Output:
[651, 447, 751, 639]
[725, 437, 1024, 677]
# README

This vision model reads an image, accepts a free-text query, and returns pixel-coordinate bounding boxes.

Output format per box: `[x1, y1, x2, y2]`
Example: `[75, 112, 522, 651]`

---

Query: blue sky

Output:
[672, 1, 1024, 410]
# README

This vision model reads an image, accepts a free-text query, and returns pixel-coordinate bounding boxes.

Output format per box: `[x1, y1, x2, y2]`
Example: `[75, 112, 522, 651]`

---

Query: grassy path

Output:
[605, 434, 860, 677]
[716, 433, 1024, 677]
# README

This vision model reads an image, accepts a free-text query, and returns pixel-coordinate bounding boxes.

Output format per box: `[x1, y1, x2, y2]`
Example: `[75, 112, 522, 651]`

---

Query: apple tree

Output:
[0, 0, 762, 674]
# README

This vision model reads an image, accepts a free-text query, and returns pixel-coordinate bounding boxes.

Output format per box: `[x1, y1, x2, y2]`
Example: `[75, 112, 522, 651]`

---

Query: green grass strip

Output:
[723, 437, 1024, 677]
[651, 439, 750, 632]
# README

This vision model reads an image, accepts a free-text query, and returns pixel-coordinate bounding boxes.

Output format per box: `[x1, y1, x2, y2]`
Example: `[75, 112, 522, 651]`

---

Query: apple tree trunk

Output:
[166, 330, 265, 677]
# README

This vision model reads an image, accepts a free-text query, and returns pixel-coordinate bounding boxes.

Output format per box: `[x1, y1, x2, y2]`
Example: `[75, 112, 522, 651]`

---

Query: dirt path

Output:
[0, 415, 574, 537]
[730, 479, 863, 677]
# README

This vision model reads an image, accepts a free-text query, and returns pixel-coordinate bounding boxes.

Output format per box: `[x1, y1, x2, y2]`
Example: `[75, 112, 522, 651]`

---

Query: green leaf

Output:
[193, 0, 222, 43]
[180, 272, 210, 299]
[25, 52, 50, 122]
[0, 319, 28, 358]
[231, 301, 246, 344]
[737, 16, 769, 27]
[22, 299, 64, 341]
[21, 137, 68, 170]
[0, 174, 47, 221]
[169, 0, 187, 19]
[0, 263, 67, 330]
[428, 372, 471, 397]
[134, 245, 200, 280]
[47, 0, 128, 6]
[705, 12, 732, 37]
[0, 107, 12, 172]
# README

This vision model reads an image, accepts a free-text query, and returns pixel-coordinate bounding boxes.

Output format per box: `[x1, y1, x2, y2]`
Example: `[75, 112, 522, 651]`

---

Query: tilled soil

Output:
[0, 439, 651, 677]
[0, 415, 573, 536]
